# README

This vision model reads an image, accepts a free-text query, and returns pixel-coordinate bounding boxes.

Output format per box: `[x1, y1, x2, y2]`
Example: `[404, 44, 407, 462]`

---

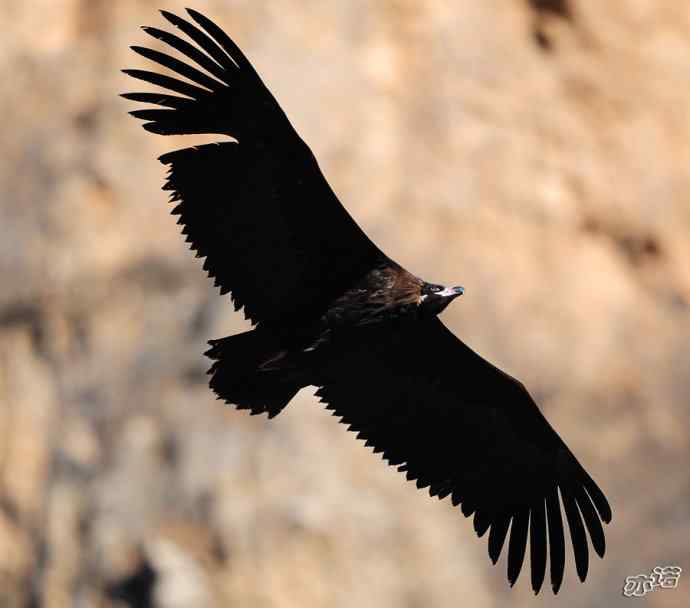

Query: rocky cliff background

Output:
[1, 1, 689, 606]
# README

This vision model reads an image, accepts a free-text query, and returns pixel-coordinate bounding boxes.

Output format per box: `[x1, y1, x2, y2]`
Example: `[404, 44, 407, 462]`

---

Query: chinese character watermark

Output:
[623, 566, 682, 598]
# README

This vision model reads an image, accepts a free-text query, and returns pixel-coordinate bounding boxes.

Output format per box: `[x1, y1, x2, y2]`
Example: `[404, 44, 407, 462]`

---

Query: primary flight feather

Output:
[123, 9, 611, 593]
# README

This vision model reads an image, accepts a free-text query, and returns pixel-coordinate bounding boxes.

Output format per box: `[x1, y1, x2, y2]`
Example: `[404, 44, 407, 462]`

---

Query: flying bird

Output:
[123, 9, 611, 594]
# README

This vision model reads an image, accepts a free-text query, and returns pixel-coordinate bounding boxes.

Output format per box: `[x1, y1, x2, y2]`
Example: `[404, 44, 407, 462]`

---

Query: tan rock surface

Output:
[1, 1, 688, 606]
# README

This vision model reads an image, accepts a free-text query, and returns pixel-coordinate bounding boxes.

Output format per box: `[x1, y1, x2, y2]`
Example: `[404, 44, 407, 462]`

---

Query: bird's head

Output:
[418, 282, 464, 316]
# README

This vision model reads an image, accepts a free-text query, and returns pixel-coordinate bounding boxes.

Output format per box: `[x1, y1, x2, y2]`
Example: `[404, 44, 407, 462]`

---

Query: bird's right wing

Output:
[123, 9, 384, 327]
[314, 317, 612, 594]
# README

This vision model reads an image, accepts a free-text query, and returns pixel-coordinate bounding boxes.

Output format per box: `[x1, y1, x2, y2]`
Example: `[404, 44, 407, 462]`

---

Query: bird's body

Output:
[313, 260, 439, 332]
[124, 9, 612, 594]
[208, 257, 459, 417]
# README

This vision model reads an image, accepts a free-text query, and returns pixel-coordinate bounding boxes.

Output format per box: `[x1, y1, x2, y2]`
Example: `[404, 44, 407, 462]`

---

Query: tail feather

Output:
[206, 330, 304, 418]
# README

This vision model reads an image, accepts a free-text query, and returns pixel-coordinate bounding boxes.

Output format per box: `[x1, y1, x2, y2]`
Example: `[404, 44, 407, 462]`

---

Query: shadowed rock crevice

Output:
[105, 558, 157, 608]
[581, 218, 663, 267]
[527, 0, 573, 20]
[527, 0, 575, 52]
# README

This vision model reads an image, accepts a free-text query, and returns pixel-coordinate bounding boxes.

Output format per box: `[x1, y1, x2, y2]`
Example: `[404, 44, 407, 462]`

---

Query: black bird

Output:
[123, 9, 611, 594]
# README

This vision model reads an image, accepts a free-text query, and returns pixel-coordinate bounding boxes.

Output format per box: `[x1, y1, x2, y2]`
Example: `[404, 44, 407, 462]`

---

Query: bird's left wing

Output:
[314, 317, 611, 594]
[123, 10, 384, 328]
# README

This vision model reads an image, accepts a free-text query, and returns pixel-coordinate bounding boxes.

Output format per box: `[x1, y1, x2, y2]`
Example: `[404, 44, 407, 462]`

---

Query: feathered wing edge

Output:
[122, 8, 269, 137]
[123, 9, 385, 327]
[312, 319, 611, 594]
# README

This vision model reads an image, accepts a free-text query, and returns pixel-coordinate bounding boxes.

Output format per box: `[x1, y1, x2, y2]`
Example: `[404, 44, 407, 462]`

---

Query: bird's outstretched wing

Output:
[123, 9, 383, 327]
[314, 317, 612, 594]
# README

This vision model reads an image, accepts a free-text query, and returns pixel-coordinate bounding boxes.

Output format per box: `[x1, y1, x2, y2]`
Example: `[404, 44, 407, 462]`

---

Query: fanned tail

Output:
[205, 330, 304, 418]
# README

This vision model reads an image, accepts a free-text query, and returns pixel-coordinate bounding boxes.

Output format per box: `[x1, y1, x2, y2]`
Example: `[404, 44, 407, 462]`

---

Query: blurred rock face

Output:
[1, 1, 688, 607]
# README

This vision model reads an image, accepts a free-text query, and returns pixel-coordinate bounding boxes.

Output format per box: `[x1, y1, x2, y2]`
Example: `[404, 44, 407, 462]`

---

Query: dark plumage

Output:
[123, 9, 611, 593]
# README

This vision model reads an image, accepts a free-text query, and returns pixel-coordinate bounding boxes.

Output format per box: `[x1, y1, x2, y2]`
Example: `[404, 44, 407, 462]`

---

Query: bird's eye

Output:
[431, 286, 442, 293]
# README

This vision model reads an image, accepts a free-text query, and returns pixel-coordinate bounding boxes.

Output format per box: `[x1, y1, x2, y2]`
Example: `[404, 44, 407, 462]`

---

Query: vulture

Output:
[123, 9, 611, 594]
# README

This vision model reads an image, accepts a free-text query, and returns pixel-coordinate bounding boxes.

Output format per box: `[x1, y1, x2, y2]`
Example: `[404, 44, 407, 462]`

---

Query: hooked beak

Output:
[438, 286, 465, 298]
